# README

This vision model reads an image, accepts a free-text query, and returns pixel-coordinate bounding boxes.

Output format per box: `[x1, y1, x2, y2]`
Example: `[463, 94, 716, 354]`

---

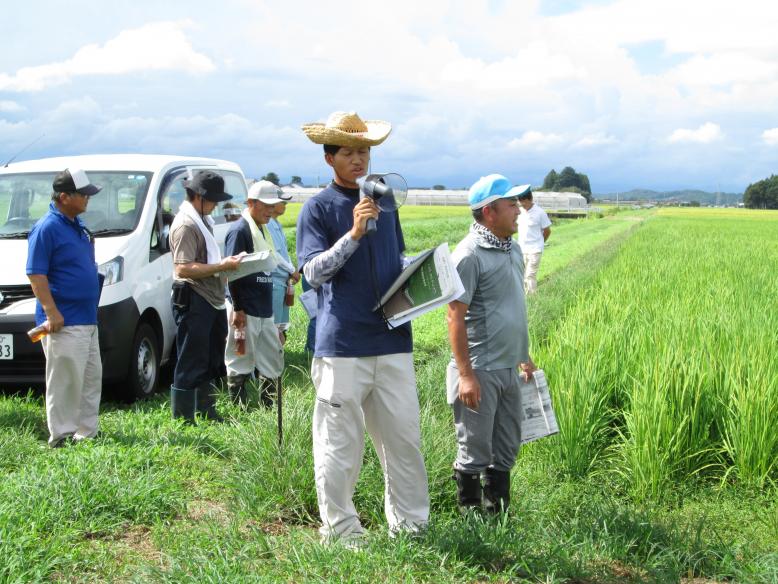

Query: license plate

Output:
[0, 333, 13, 359]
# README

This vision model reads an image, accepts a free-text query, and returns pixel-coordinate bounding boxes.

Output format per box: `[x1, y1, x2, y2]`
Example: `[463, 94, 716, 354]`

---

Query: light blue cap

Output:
[506, 184, 532, 198]
[468, 174, 513, 209]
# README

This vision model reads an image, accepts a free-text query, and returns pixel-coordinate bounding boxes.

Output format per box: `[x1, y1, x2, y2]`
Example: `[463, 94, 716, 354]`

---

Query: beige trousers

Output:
[523, 252, 543, 294]
[311, 353, 429, 541]
[225, 302, 283, 379]
[41, 325, 102, 446]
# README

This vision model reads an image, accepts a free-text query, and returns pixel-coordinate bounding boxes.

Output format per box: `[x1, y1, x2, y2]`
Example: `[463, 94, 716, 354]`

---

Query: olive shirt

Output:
[450, 231, 529, 370]
[169, 213, 226, 309]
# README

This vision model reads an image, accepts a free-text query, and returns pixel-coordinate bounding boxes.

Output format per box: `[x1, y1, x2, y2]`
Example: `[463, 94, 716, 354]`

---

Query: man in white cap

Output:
[297, 111, 429, 545]
[446, 174, 538, 513]
[224, 180, 292, 407]
[26, 168, 104, 447]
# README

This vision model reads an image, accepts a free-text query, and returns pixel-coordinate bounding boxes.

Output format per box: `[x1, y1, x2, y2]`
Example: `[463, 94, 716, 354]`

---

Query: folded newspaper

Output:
[519, 369, 559, 445]
[226, 250, 278, 282]
[375, 242, 465, 328]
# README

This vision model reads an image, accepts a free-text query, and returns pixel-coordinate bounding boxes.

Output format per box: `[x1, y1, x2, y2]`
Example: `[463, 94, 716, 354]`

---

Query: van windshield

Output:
[0, 171, 152, 238]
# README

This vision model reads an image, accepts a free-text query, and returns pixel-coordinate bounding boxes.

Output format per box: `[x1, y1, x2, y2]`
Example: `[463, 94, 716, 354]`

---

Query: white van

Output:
[0, 154, 248, 398]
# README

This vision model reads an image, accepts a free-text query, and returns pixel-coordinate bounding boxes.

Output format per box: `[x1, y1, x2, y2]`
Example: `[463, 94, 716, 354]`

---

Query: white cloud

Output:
[574, 133, 618, 148]
[439, 41, 585, 91]
[508, 131, 564, 150]
[668, 122, 722, 144]
[90, 112, 304, 158]
[762, 128, 778, 145]
[0, 100, 24, 113]
[665, 53, 778, 88]
[0, 20, 214, 92]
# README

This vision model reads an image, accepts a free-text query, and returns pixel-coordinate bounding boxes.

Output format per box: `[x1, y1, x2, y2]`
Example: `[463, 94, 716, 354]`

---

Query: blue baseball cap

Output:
[506, 184, 532, 199]
[468, 174, 515, 209]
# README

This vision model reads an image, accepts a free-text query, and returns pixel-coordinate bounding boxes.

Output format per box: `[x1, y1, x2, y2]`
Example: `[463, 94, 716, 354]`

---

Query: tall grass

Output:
[537, 209, 778, 496]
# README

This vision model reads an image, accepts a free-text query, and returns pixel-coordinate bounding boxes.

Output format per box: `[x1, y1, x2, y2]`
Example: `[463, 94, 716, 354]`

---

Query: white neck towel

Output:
[179, 200, 222, 267]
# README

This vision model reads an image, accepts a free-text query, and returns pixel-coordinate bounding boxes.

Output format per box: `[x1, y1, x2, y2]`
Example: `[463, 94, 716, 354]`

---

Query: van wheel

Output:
[129, 323, 160, 399]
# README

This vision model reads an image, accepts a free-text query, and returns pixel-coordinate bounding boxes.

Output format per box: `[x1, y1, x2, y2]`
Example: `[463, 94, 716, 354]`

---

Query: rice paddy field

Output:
[1, 206, 776, 583]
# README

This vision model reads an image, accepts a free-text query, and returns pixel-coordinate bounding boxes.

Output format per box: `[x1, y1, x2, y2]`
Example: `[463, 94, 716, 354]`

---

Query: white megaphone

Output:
[357, 173, 408, 233]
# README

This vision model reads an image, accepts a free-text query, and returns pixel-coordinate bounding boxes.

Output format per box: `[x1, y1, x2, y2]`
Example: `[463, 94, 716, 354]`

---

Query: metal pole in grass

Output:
[277, 378, 283, 446]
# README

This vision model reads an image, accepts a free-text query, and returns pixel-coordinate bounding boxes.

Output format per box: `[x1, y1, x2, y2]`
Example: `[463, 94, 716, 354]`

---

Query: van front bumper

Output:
[0, 298, 140, 388]
[0, 314, 44, 387]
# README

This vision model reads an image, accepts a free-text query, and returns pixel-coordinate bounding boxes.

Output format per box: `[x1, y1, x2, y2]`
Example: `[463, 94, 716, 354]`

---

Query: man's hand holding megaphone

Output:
[350, 197, 380, 240]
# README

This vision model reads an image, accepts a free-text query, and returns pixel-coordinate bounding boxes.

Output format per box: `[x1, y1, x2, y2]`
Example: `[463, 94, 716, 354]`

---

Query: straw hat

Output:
[301, 111, 391, 148]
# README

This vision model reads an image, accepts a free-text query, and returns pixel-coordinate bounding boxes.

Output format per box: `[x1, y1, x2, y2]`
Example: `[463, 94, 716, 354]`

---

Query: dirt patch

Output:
[608, 560, 638, 579]
[257, 519, 290, 536]
[116, 525, 159, 564]
[186, 499, 230, 524]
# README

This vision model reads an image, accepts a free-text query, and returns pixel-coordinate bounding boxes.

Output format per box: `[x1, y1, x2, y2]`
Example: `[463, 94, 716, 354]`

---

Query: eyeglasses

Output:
[67, 192, 89, 198]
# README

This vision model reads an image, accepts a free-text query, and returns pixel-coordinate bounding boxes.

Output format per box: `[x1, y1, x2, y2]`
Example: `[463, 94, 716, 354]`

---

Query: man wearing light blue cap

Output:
[446, 174, 538, 513]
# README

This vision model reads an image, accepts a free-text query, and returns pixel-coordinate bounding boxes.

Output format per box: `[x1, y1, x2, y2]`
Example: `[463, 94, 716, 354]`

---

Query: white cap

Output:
[247, 180, 291, 204]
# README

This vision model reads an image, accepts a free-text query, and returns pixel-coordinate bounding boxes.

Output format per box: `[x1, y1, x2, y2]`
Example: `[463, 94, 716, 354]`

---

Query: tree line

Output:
[744, 175, 778, 209]
[538, 167, 592, 202]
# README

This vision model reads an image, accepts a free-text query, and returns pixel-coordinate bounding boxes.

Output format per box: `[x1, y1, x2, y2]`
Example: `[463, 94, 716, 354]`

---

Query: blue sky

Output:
[2, 0, 777, 193]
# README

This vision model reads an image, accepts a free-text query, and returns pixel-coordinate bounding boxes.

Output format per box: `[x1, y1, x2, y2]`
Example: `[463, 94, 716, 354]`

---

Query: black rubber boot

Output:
[171, 385, 196, 424]
[227, 374, 249, 407]
[483, 467, 511, 514]
[196, 380, 224, 422]
[454, 470, 482, 512]
[259, 377, 276, 409]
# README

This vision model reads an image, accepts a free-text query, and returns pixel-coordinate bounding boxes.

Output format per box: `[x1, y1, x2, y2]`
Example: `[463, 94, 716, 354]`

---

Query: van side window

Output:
[158, 176, 187, 247]
[209, 171, 249, 224]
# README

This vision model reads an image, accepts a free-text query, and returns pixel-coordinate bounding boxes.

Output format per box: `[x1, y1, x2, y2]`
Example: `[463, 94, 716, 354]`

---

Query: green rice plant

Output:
[722, 358, 778, 488]
[537, 209, 778, 497]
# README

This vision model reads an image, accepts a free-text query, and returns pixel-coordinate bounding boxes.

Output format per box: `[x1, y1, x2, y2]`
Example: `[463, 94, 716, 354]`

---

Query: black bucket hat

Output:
[183, 170, 233, 203]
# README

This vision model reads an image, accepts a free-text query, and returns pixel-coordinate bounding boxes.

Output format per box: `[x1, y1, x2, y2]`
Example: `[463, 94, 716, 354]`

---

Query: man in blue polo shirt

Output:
[27, 168, 103, 448]
[297, 111, 429, 545]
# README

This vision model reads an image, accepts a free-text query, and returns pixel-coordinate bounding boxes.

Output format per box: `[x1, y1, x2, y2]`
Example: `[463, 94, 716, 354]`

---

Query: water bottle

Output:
[284, 281, 295, 307]
[27, 322, 50, 343]
[234, 327, 246, 356]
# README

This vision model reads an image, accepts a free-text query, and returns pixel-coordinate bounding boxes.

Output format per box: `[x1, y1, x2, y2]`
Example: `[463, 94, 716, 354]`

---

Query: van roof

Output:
[0, 154, 243, 175]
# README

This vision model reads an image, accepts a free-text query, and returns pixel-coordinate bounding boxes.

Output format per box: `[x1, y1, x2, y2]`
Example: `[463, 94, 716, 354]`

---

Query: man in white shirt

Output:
[511, 186, 551, 294]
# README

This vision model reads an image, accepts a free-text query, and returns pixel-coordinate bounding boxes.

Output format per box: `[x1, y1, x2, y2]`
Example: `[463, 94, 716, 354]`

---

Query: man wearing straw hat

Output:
[446, 174, 538, 513]
[297, 111, 429, 545]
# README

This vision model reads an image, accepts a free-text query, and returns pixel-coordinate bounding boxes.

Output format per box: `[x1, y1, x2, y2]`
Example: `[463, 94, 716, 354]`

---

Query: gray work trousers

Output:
[447, 364, 522, 473]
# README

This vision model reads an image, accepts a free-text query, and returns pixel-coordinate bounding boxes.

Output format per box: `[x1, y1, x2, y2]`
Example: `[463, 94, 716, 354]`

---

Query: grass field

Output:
[1, 207, 776, 583]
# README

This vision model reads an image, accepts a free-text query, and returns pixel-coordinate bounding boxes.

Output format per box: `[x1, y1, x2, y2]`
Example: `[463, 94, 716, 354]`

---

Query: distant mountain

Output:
[595, 189, 742, 205]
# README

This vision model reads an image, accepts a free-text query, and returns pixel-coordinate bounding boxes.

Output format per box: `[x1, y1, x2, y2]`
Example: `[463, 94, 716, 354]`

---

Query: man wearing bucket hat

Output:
[224, 180, 290, 407]
[26, 168, 104, 447]
[446, 174, 538, 513]
[297, 112, 429, 544]
[169, 170, 241, 423]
